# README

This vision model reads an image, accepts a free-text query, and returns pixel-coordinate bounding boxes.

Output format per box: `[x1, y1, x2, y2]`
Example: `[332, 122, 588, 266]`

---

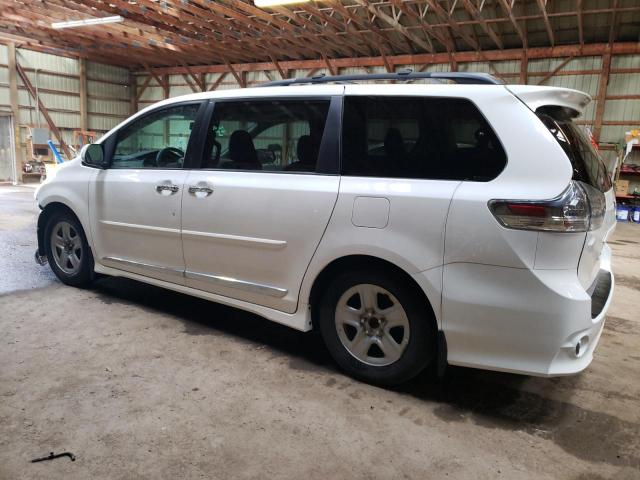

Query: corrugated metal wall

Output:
[0, 44, 130, 172]
[2, 43, 639, 180]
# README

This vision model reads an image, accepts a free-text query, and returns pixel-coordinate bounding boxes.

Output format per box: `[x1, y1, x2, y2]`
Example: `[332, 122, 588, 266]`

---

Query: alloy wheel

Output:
[335, 283, 410, 366]
[50, 221, 82, 275]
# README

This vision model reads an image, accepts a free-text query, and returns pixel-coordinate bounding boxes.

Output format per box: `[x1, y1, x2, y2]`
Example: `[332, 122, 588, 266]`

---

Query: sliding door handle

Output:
[188, 185, 213, 196]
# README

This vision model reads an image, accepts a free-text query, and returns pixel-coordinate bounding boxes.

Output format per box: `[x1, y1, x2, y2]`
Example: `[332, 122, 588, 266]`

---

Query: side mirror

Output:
[81, 143, 107, 169]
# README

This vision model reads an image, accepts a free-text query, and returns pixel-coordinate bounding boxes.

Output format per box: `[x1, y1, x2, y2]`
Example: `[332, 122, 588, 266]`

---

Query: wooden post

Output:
[520, 54, 528, 84]
[162, 74, 170, 99]
[79, 58, 88, 132]
[129, 70, 137, 115]
[593, 51, 612, 142]
[7, 43, 23, 183]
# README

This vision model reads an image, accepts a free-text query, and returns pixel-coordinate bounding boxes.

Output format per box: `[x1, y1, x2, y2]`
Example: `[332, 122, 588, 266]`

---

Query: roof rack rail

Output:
[257, 70, 503, 87]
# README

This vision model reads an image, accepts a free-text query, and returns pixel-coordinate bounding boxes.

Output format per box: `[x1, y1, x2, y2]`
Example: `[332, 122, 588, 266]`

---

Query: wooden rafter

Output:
[322, 53, 338, 76]
[134, 42, 640, 76]
[496, 0, 527, 49]
[536, 0, 555, 47]
[269, 55, 288, 80]
[0, 0, 637, 69]
[351, 0, 433, 53]
[461, 0, 503, 50]
[609, 0, 619, 45]
[424, 0, 479, 51]
[577, 0, 584, 47]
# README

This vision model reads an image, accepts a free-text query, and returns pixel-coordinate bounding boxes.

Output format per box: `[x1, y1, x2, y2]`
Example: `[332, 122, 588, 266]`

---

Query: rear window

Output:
[537, 108, 612, 192]
[341, 96, 506, 181]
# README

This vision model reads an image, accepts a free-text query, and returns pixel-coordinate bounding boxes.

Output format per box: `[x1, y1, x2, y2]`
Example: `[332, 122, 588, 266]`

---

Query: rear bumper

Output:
[439, 245, 614, 377]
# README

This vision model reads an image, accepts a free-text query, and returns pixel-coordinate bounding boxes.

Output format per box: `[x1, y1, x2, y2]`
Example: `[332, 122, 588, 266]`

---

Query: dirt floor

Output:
[1, 184, 639, 480]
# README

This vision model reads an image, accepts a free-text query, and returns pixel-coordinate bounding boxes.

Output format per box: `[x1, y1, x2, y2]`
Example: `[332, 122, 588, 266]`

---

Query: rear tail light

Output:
[489, 181, 605, 233]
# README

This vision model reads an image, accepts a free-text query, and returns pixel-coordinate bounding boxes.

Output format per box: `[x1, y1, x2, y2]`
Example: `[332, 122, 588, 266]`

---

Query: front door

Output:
[181, 96, 341, 313]
[90, 102, 202, 284]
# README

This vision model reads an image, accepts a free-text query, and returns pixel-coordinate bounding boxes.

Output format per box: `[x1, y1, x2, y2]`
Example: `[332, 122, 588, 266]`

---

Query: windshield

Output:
[537, 109, 612, 192]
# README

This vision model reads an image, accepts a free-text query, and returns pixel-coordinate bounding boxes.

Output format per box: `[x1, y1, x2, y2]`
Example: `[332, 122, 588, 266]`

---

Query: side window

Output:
[201, 99, 330, 172]
[111, 103, 200, 169]
[341, 96, 506, 181]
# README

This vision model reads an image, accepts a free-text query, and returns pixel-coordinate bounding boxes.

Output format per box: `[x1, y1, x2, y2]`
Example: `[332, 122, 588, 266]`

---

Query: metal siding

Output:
[87, 80, 128, 99]
[16, 49, 78, 75]
[87, 62, 128, 84]
[607, 73, 640, 96]
[88, 98, 129, 116]
[169, 85, 193, 97]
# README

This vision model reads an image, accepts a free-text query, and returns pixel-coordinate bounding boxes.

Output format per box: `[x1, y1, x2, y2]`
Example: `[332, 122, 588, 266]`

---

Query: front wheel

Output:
[317, 269, 435, 386]
[44, 211, 94, 287]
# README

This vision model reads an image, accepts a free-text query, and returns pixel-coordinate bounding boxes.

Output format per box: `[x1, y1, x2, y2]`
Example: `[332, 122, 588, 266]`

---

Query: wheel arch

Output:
[37, 202, 87, 256]
[308, 255, 438, 333]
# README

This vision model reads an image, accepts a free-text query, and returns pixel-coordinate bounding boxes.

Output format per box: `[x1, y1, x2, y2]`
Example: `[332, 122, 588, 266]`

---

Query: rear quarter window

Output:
[341, 96, 507, 181]
[537, 107, 612, 192]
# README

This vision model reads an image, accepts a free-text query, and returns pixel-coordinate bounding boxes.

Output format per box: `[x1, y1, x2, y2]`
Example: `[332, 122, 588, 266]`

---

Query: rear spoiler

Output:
[506, 85, 591, 118]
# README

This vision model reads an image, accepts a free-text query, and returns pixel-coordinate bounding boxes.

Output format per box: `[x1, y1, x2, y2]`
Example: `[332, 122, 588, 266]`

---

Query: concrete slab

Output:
[1, 185, 639, 479]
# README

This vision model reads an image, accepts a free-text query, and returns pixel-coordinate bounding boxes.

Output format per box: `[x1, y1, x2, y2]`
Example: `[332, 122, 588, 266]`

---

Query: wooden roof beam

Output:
[576, 0, 584, 47]
[135, 42, 640, 77]
[536, 0, 555, 47]
[3, 4, 210, 65]
[269, 55, 288, 80]
[461, 0, 503, 49]
[297, 3, 370, 56]
[351, 0, 434, 53]
[214, 0, 340, 58]
[388, 0, 434, 52]
[321, 53, 338, 76]
[496, 0, 527, 49]
[329, 2, 407, 54]
[609, 0, 619, 44]
[424, 0, 479, 51]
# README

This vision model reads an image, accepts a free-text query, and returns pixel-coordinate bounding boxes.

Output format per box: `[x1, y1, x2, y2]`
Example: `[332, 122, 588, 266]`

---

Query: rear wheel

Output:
[318, 269, 435, 386]
[44, 211, 94, 287]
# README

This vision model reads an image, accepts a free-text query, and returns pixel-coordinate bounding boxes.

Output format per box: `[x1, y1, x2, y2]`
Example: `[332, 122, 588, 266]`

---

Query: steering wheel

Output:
[155, 147, 185, 167]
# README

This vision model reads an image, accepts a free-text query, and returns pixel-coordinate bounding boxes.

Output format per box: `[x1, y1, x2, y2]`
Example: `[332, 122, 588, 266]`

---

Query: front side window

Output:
[201, 99, 331, 172]
[341, 96, 506, 181]
[111, 103, 200, 169]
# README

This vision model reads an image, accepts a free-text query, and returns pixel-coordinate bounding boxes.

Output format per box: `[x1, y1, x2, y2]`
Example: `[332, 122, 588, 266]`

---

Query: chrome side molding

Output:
[185, 270, 288, 298]
[102, 256, 184, 278]
[101, 256, 288, 298]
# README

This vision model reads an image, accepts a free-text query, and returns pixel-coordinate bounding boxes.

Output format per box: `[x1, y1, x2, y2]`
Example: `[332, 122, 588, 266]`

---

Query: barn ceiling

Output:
[0, 0, 639, 68]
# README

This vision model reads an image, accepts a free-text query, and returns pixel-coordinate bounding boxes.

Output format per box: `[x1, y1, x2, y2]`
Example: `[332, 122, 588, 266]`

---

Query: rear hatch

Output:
[507, 86, 616, 291]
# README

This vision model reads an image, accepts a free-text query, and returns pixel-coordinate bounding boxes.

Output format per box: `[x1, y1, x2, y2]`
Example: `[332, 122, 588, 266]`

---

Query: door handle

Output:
[156, 184, 179, 194]
[188, 185, 213, 196]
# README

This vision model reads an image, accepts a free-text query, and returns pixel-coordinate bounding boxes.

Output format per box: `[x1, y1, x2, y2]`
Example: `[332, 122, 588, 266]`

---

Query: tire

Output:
[317, 269, 435, 386]
[44, 210, 94, 288]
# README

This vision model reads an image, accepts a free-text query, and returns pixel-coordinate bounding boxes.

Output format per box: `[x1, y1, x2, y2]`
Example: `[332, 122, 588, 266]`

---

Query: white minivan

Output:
[35, 72, 615, 385]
